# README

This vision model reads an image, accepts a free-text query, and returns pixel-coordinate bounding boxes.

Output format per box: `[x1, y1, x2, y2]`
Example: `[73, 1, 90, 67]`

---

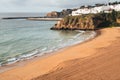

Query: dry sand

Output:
[0, 27, 120, 80]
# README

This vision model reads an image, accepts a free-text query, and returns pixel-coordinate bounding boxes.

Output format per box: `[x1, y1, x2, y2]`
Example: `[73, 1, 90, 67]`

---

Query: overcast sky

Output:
[0, 0, 119, 13]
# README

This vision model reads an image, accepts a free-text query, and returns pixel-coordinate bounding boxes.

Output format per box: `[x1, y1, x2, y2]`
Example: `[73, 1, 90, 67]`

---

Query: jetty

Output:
[2, 17, 41, 19]
[2, 17, 62, 21]
[27, 18, 62, 21]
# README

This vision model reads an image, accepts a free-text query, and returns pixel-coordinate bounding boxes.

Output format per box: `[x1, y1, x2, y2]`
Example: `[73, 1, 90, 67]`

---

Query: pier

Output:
[2, 17, 62, 21]
[27, 18, 62, 21]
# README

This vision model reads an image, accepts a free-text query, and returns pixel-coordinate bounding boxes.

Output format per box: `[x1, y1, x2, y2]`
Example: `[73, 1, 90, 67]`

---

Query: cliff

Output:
[51, 11, 120, 30]
[46, 11, 59, 18]
[51, 15, 95, 30]
[46, 9, 73, 18]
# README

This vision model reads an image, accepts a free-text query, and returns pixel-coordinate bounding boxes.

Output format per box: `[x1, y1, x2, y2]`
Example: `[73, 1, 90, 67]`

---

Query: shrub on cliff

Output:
[93, 10, 120, 28]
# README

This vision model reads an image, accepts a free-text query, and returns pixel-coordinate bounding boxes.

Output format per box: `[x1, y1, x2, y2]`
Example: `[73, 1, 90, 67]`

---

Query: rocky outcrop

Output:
[117, 19, 120, 23]
[51, 15, 96, 30]
[46, 11, 59, 18]
[46, 9, 73, 18]
[51, 11, 120, 30]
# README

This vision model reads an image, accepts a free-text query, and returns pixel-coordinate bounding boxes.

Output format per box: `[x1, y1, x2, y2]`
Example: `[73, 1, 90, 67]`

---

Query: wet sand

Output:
[0, 27, 120, 80]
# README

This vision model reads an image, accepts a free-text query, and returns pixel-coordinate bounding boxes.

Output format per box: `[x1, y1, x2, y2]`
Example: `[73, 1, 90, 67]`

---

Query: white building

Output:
[113, 4, 120, 11]
[72, 4, 120, 16]
[72, 8, 92, 16]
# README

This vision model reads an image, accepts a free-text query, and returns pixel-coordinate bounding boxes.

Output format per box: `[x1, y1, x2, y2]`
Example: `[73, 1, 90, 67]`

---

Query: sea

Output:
[0, 13, 96, 66]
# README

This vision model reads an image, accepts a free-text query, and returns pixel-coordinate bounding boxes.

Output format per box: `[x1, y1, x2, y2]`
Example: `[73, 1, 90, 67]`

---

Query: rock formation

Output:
[46, 9, 73, 18]
[51, 15, 96, 30]
[46, 11, 59, 18]
[51, 11, 120, 30]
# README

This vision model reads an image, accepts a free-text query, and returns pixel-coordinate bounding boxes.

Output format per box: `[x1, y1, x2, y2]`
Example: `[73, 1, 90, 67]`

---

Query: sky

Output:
[0, 0, 119, 13]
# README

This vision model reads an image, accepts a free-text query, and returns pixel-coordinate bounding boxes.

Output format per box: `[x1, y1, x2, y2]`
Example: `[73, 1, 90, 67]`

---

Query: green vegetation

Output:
[109, 1, 120, 5]
[64, 14, 93, 25]
[95, 10, 120, 28]
[63, 11, 120, 29]
[52, 11, 120, 30]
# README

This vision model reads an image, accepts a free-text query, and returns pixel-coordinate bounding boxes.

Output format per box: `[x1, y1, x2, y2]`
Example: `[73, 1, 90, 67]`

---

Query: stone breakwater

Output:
[27, 18, 63, 21]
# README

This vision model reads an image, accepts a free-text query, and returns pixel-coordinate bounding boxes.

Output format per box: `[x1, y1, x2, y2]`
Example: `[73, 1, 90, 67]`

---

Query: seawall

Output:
[27, 18, 63, 21]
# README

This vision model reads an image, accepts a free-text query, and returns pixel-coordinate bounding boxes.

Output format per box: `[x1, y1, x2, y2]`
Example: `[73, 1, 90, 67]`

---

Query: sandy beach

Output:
[0, 27, 120, 80]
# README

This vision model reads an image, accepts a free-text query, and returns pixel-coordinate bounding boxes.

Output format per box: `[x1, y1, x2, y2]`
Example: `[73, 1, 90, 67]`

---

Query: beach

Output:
[0, 27, 120, 80]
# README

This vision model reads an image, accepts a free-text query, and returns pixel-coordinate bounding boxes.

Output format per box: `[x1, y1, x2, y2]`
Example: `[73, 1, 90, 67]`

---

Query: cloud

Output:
[11, 0, 30, 6]
[0, 0, 119, 12]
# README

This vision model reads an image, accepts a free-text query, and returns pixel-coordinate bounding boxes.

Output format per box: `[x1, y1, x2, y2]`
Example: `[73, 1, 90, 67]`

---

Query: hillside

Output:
[51, 11, 120, 30]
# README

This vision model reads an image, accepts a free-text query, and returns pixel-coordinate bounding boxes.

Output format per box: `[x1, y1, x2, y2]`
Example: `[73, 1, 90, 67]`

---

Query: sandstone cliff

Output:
[46, 11, 59, 18]
[46, 9, 73, 18]
[51, 15, 98, 30]
[51, 11, 120, 30]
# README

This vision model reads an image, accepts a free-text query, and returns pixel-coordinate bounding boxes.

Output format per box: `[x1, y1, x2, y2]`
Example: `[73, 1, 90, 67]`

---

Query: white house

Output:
[113, 4, 120, 11]
[72, 6, 103, 16]
[72, 4, 120, 16]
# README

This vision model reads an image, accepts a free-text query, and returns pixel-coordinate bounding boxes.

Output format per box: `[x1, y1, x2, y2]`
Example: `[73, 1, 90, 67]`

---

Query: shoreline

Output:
[33, 27, 120, 80]
[0, 27, 120, 80]
[0, 31, 97, 73]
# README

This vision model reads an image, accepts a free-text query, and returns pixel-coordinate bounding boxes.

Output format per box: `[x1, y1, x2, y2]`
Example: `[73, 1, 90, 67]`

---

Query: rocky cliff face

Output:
[117, 18, 120, 23]
[46, 11, 59, 18]
[46, 9, 73, 18]
[51, 15, 96, 30]
[51, 12, 120, 30]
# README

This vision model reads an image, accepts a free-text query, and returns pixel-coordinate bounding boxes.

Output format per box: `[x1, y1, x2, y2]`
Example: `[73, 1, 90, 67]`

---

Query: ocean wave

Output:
[0, 31, 96, 66]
